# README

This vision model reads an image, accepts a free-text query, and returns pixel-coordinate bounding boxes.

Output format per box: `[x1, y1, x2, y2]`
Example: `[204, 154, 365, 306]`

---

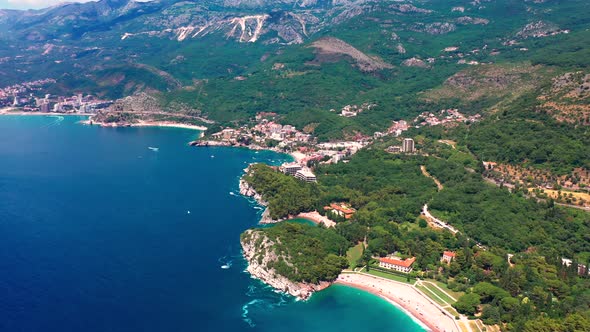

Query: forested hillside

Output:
[242, 135, 590, 330]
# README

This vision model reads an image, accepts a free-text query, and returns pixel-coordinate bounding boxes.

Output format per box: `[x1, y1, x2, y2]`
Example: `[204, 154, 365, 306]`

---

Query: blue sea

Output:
[0, 116, 424, 332]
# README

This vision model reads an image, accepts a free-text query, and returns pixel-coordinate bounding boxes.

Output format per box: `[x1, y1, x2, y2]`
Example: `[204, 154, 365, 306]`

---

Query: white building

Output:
[441, 251, 456, 264]
[378, 257, 416, 273]
[280, 163, 302, 175]
[295, 169, 317, 183]
[402, 138, 415, 153]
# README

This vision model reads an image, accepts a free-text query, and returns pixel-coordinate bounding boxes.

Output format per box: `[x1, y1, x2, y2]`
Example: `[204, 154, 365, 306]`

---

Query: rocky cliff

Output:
[239, 167, 279, 224]
[240, 229, 331, 300]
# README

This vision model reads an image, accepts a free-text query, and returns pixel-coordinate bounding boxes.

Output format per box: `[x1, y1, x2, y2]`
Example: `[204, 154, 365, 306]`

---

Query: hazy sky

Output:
[0, 0, 95, 10]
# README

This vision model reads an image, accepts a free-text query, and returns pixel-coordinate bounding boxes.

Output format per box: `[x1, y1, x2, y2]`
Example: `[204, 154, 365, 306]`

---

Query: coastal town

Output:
[191, 112, 378, 183]
[0, 78, 113, 114]
[190, 111, 430, 186]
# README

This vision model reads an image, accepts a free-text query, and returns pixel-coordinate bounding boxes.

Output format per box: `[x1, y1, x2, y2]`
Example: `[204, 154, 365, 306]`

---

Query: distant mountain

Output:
[0, 0, 373, 44]
[1, 0, 590, 135]
[0, 0, 380, 94]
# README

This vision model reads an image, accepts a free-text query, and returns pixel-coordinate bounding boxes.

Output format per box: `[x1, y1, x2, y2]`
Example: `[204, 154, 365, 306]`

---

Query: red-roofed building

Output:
[324, 203, 356, 219]
[441, 251, 456, 264]
[378, 257, 416, 273]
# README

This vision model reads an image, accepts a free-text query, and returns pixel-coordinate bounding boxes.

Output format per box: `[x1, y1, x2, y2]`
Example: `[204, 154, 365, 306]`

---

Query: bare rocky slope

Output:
[310, 37, 393, 72]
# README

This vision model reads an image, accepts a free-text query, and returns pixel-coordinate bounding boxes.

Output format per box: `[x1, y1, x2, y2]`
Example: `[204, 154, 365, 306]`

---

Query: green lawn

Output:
[346, 243, 364, 269]
[428, 279, 465, 299]
[416, 285, 448, 307]
[422, 282, 457, 305]
[446, 306, 460, 317]
[365, 269, 414, 284]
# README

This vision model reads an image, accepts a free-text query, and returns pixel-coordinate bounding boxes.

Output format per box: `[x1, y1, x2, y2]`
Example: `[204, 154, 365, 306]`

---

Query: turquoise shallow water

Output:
[0, 115, 425, 332]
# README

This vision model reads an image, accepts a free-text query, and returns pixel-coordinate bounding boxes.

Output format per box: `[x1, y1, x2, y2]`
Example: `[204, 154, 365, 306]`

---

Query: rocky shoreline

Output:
[240, 229, 331, 300]
[239, 166, 283, 224]
[239, 166, 330, 300]
[189, 140, 231, 147]
[189, 139, 276, 153]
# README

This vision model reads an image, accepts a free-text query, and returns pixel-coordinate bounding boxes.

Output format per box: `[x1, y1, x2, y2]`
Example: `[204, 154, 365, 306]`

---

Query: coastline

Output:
[4, 109, 449, 330]
[81, 119, 207, 131]
[128, 120, 207, 131]
[335, 273, 459, 332]
[0, 111, 208, 132]
[116, 123, 444, 330]
[0, 110, 87, 117]
[295, 211, 336, 228]
[239, 174, 335, 227]
[241, 229, 332, 300]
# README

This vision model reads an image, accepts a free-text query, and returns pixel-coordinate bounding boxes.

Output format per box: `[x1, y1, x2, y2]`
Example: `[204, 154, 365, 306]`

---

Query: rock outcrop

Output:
[402, 57, 429, 68]
[516, 21, 567, 38]
[240, 229, 331, 300]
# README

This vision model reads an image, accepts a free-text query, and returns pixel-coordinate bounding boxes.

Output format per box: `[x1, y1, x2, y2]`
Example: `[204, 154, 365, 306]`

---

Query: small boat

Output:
[148, 147, 159, 152]
[221, 265, 230, 269]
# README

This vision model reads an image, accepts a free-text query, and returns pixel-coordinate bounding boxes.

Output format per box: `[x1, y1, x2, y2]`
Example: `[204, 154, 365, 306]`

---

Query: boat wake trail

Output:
[218, 255, 232, 270]
[218, 247, 241, 270]
[42, 116, 64, 128]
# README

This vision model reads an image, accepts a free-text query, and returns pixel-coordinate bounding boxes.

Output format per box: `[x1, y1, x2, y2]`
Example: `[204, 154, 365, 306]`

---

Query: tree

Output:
[523, 316, 563, 332]
[473, 282, 509, 303]
[418, 218, 428, 228]
[454, 293, 481, 315]
[501, 266, 526, 296]
[481, 305, 501, 325]
[562, 313, 590, 332]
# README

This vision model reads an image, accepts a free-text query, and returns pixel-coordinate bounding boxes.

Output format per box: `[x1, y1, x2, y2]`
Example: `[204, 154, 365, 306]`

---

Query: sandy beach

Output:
[130, 120, 207, 131]
[336, 273, 459, 332]
[290, 151, 307, 163]
[81, 119, 207, 131]
[296, 211, 336, 228]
